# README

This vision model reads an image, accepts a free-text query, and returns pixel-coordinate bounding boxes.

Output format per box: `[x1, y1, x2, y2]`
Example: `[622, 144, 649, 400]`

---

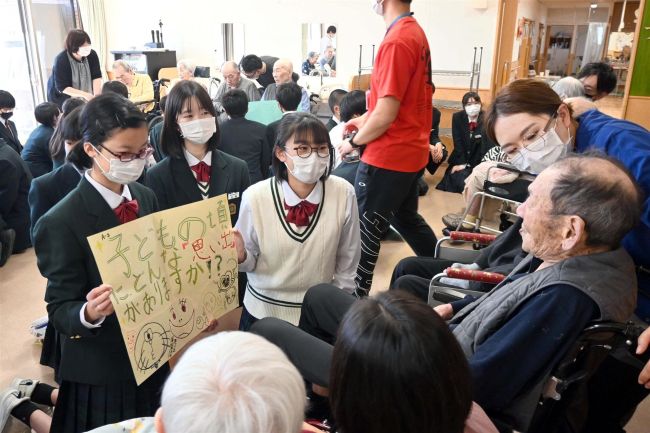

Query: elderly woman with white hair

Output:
[551, 76, 585, 100]
[85, 331, 314, 433]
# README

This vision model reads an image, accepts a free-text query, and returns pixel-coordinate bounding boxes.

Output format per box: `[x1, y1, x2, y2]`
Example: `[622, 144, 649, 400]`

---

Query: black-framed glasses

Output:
[100, 144, 154, 162]
[292, 144, 330, 158]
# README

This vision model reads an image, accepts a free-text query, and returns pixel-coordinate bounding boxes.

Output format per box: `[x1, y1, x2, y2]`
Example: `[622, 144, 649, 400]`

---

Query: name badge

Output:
[227, 192, 240, 200]
[475, 134, 482, 138]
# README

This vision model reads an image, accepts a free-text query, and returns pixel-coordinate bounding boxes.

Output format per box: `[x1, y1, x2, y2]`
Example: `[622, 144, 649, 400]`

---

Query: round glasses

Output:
[292, 144, 330, 159]
[101, 144, 154, 162]
[506, 115, 558, 164]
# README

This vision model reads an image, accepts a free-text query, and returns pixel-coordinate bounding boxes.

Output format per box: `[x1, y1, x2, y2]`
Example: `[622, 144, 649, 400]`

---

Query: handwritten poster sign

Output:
[88, 195, 239, 384]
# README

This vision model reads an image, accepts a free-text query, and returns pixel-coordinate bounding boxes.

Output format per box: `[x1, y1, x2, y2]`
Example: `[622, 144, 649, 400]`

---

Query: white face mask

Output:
[77, 46, 92, 57]
[93, 145, 146, 184]
[465, 104, 481, 118]
[510, 123, 573, 174]
[286, 153, 329, 184]
[180, 117, 216, 145]
[371, 0, 384, 16]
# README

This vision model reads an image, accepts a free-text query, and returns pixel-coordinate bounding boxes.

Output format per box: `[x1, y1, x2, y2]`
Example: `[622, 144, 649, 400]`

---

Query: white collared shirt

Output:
[80, 170, 133, 329]
[236, 178, 360, 293]
[183, 148, 212, 168]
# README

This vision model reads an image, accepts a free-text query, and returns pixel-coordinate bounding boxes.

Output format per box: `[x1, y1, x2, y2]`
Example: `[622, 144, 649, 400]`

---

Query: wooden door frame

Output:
[490, 0, 519, 100]
[623, 0, 647, 116]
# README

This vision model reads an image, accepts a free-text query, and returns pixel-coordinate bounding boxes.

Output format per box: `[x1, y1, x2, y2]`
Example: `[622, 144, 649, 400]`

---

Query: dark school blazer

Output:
[0, 138, 32, 251]
[144, 150, 250, 224]
[34, 178, 163, 384]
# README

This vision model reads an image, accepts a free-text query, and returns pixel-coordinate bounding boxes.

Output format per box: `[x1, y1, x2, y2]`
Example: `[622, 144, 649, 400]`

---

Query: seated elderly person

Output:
[86, 332, 309, 433]
[252, 153, 642, 431]
[212, 61, 260, 115]
[318, 46, 336, 77]
[261, 59, 310, 112]
[302, 52, 319, 76]
[552, 76, 585, 99]
[112, 60, 154, 112]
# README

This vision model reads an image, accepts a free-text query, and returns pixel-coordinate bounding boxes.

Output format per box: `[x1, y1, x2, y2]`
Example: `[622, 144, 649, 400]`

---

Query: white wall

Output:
[512, 0, 548, 61]
[546, 6, 610, 25]
[103, 0, 501, 89]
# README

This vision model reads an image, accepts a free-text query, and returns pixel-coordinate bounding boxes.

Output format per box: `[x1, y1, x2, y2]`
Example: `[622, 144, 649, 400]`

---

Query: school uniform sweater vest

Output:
[245, 177, 348, 325]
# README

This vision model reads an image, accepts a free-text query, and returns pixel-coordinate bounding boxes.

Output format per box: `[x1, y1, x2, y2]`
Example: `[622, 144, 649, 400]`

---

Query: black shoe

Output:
[0, 229, 15, 267]
[417, 177, 429, 196]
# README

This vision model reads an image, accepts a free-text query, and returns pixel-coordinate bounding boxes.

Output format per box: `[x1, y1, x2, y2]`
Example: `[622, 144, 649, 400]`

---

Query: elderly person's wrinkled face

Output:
[325, 48, 334, 60]
[273, 64, 292, 84]
[309, 54, 319, 65]
[178, 66, 193, 81]
[516, 168, 567, 260]
[223, 65, 241, 89]
[113, 65, 134, 86]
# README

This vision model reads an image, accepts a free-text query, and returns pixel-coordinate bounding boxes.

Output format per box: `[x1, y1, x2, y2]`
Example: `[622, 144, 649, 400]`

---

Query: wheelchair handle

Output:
[449, 231, 497, 244]
[445, 267, 506, 284]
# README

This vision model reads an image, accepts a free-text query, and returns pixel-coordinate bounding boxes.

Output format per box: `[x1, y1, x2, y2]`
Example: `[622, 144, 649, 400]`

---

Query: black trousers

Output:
[354, 162, 437, 292]
[389, 256, 456, 301]
[250, 284, 356, 387]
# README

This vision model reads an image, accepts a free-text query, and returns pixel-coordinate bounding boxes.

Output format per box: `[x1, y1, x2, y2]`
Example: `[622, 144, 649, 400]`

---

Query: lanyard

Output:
[385, 12, 414, 36]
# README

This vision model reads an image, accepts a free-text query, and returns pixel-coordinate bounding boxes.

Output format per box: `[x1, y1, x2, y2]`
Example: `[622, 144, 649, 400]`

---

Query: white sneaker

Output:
[0, 389, 28, 433]
[28, 316, 48, 340]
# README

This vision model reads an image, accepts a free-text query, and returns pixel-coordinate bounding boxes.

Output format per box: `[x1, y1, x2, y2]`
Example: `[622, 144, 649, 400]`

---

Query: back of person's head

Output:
[548, 152, 643, 249]
[240, 54, 263, 74]
[0, 90, 16, 109]
[328, 89, 347, 114]
[276, 82, 302, 112]
[112, 59, 133, 74]
[64, 29, 91, 55]
[222, 89, 249, 118]
[339, 90, 367, 122]
[159, 331, 306, 433]
[330, 290, 473, 433]
[80, 93, 146, 148]
[34, 102, 60, 128]
[61, 97, 86, 116]
[461, 91, 481, 107]
[64, 106, 92, 170]
[577, 62, 617, 95]
[327, 25, 337, 34]
[161, 80, 219, 159]
[272, 112, 333, 182]
[485, 79, 565, 144]
[552, 76, 585, 99]
[102, 80, 129, 99]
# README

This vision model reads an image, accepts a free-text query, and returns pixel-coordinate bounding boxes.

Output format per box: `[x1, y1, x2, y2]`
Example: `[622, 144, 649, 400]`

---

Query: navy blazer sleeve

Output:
[449, 112, 468, 166]
[0, 159, 19, 217]
[28, 179, 51, 241]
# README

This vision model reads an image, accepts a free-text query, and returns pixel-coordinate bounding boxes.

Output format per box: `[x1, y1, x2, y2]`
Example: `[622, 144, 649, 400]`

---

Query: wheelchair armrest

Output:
[448, 231, 497, 244]
[430, 286, 487, 304]
[495, 162, 536, 177]
[445, 267, 506, 284]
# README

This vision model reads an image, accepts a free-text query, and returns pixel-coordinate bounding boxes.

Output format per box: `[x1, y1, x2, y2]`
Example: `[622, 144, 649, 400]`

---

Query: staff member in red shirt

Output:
[339, 0, 435, 296]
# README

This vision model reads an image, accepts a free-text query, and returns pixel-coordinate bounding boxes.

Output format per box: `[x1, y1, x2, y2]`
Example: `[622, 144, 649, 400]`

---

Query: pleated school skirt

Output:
[50, 365, 169, 433]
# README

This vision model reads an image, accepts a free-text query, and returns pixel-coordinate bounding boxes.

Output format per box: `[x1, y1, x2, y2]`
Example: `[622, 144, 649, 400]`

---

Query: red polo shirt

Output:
[362, 16, 433, 172]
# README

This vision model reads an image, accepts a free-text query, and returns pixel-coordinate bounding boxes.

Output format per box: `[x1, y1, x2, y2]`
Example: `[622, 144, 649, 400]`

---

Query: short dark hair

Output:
[339, 90, 367, 122]
[222, 89, 249, 118]
[102, 81, 129, 99]
[330, 291, 472, 433]
[0, 90, 16, 109]
[240, 55, 263, 74]
[271, 112, 333, 182]
[485, 79, 565, 144]
[577, 62, 617, 95]
[34, 102, 60, 128]
[276, 82, 303, 112]
[327, 89, 347, 114]
[327, 25, 337, 34]
[161, 80, 219, 159]
[549, 152, 643, 249]
[64, 106, 92, 170]
[64, 29, 91, 55]
[159, 95, 167, 113]
[461, 91, 481, 107]
[50, 98, 86, 160]
[80, 93, 146, 148]
[61, 97, 86, 116]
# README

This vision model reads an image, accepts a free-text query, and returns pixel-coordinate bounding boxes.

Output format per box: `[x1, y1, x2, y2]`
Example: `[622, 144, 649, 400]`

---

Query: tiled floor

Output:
[0, 169, 648, 431]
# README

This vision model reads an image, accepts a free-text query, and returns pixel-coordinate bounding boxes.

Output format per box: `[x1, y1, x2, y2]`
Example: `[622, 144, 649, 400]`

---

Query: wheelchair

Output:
[427, 232, 646, 433]
[454, 163, 535, 235]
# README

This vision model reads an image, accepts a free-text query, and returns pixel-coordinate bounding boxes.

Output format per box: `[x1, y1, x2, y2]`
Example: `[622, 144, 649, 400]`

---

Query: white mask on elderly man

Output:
[510, 123, 573, 174]
[77, 46, 92, 57]
[371, 0, 385, 15]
